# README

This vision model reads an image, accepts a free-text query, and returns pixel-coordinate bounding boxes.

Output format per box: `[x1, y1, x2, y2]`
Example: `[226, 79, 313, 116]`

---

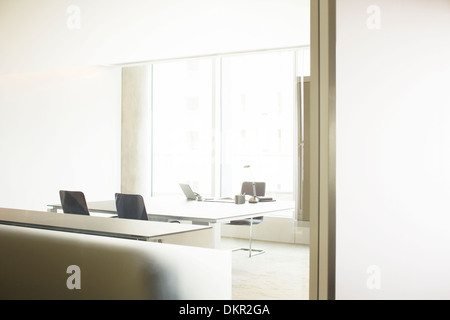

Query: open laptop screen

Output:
[179, 183, 197, 200]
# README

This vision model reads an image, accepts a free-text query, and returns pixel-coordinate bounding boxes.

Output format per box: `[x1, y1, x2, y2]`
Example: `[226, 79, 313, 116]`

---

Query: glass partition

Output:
[336, 0, 450, 299]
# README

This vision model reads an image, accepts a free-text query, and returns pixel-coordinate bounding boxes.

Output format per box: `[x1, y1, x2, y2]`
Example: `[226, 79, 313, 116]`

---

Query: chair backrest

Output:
[59, 190, 90, 215]
[241, 182, 266, 197]
[115, 193, 149, 221]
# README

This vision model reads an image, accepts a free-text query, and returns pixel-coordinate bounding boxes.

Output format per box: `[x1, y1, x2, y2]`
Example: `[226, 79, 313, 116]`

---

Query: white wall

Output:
[336, 0, 450, 299]
[0, 0, 310, 75]
[0, 0, 308, 211]
[0, 67, 121, 211]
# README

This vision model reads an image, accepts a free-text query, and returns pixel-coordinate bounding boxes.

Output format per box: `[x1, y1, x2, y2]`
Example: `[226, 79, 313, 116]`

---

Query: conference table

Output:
[47, 196, 295, 247]
[0, 207, 213, 247]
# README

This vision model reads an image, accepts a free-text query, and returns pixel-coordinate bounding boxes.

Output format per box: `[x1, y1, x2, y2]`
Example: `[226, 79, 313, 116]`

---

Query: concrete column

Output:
[121, 65, 151, 198]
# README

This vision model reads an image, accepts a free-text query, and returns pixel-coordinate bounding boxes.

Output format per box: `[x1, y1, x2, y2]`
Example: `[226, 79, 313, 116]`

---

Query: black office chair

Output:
[228, 182, 266, 258]
[115, 193, 149, 221]
[59, 190, 90, 216]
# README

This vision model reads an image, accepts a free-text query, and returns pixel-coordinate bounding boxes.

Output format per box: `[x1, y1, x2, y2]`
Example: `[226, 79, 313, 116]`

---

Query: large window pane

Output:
[152, 59, 214, 196]
[221, 52, 295, 200]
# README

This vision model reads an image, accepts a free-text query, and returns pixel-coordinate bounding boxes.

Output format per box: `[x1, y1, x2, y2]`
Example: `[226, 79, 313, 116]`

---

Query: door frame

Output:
[309, 0, 336, 300]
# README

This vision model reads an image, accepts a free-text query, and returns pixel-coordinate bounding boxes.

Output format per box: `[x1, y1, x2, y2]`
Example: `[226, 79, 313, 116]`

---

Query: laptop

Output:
[179, 183, 198, 200]
[178, 183, 234, 203]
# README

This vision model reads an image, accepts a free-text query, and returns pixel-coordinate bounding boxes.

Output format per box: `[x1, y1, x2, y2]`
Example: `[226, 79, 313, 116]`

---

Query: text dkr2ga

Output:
[179, 304, 270, 317]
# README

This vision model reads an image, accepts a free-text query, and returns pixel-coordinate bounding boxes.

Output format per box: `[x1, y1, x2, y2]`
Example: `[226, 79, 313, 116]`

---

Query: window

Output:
[152, 59, 214, 196]
[221, 51, 296, 200]
[150, 49, 307, 206]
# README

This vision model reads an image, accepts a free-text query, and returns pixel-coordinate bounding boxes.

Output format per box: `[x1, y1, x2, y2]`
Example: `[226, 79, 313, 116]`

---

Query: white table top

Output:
[0, 207, 210, 241]
[50, 196, 295, 224]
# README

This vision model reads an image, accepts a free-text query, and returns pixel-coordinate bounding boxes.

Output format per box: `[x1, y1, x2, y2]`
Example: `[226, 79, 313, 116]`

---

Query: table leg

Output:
[192, 221, 221, 249]
[210, 223, 221, 249]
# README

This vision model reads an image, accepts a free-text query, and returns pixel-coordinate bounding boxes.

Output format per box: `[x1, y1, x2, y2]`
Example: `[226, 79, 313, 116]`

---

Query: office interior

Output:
[0, 0, 311, 300]
[4, 0, 449, 301]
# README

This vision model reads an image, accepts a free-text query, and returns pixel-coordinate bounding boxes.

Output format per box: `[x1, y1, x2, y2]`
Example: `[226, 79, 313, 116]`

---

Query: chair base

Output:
[232, 247, 265, 258]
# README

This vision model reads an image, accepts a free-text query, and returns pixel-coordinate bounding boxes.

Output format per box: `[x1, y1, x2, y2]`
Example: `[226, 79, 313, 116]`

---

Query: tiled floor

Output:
[220, 238, 310, 300]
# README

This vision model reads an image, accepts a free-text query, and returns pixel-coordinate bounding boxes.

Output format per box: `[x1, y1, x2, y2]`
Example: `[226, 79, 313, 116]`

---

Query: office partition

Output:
[335, 0, 450, 299]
